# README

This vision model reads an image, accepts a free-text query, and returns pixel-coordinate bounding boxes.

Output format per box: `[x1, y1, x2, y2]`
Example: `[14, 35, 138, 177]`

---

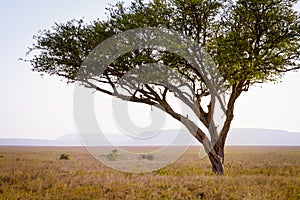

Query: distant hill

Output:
[227, 128, 300, 146]
[0, 128, 299, 146]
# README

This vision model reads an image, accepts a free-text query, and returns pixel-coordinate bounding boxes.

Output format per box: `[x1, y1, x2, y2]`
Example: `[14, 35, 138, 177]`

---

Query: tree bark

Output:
[201, 138, 225, 175]
[206, 83, 243, 174]
[207, 151, 224, 175]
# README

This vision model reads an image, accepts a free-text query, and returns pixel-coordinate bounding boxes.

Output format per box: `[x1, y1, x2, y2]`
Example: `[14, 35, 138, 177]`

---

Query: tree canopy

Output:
[26, 0, 300, 174]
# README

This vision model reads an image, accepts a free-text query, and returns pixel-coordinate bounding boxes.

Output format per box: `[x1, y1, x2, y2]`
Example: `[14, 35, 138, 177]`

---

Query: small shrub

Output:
[59, 153, 69, 160]
[106, 149, 118, 161]
[139, 154, 154, 161]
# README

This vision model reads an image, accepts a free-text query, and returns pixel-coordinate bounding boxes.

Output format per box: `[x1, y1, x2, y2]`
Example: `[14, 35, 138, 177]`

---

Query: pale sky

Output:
[0, 0, 300, 140]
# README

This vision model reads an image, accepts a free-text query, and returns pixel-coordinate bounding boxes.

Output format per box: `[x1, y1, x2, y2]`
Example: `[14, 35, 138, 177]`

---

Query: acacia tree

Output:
[26, 0, 300, 174]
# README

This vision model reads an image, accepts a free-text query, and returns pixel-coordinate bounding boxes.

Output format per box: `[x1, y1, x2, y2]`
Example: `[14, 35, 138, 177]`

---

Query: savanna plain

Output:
[0, 146, 299, 200]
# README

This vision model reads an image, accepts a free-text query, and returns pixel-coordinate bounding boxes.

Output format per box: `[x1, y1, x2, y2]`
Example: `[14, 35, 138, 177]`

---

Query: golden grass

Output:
[0, 146, 299, 200]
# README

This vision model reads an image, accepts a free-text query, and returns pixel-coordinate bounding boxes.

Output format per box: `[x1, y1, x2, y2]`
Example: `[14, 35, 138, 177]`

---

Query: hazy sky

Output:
[0, 1, 300, 139]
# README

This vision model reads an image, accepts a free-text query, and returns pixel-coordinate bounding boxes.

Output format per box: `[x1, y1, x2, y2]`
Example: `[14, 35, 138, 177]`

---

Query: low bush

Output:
[59, 153, 69, 160]
[139, 154, 154, 161]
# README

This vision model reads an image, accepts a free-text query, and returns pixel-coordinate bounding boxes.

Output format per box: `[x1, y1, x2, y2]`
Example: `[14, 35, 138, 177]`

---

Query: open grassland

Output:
[0, 146, 299, 200]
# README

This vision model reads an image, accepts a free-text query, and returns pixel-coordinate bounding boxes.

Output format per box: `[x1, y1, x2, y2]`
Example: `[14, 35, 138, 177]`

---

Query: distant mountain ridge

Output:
[0, 128, 299, 146]
[227, 128, 300, 146]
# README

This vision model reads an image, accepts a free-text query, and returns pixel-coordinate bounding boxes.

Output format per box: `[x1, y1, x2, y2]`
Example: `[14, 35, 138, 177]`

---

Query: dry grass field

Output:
[0, 146, 299, 200]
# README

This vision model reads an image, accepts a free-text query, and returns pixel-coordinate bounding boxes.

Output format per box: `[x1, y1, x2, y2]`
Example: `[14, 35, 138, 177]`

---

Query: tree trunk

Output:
[207, 151, 224, 175]
[205, 84, 242, 175]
